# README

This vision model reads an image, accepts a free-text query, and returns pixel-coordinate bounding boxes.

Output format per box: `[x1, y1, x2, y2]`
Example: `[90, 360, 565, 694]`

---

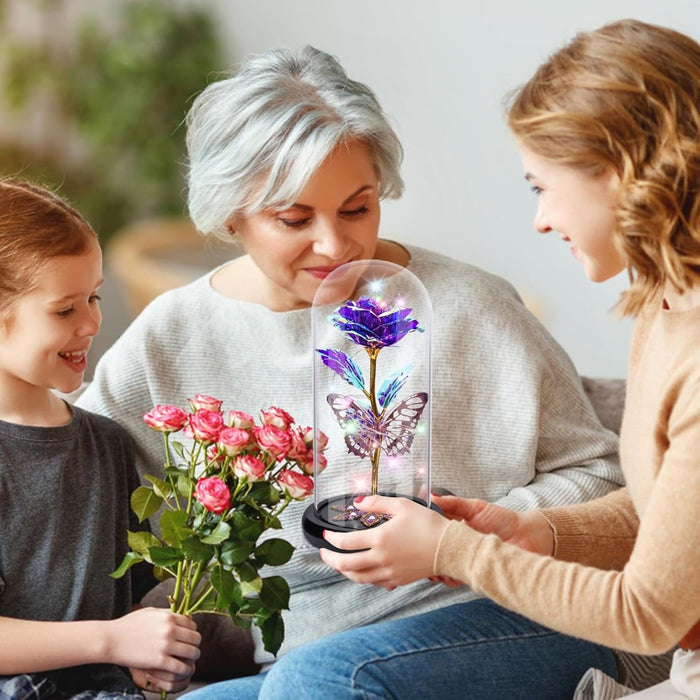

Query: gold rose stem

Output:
[366, 348, 382, 495]
[370, 447, 381, 494]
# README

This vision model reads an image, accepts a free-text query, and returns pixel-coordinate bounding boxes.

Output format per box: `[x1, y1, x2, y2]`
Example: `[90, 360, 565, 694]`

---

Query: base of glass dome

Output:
[302, 493, 442, 552]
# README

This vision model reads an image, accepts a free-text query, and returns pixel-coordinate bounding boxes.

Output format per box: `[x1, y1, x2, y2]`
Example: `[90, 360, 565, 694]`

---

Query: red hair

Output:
[0, 179, 97, 320]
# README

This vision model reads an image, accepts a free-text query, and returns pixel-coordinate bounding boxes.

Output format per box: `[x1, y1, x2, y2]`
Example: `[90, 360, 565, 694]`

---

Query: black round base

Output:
[302, 494, 443, 552]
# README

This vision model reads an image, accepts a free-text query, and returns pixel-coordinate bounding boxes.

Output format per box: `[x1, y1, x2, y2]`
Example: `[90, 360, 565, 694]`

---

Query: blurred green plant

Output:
[0, 0, 225, 243]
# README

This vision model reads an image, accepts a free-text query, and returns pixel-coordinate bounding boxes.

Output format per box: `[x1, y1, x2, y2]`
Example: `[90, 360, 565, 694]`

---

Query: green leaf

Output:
[145, 474, 173, 500]
[177, 472, 192, 498]
[220, 541, 255, 568]
[210, 566, 237, 610]
[240, 595, 263, 614]
[153, 565, 173, 582]
[259, 575, 290, 612]
[149, 545, 184, 568]
[110, 551, 144, 578]
[228, 610, 252, 628]
[171, 440, 186, 460]
[254, 538, 294, 566]
[160, 509, 190, 547]
[239, 570, 262, 591]
[192, 509, 206, 531]
[127, 530, 161, 559]
[246, 481, 280, 506]
[260, 611, 284, 656]
[228, 580, 244, 614]
[267, 515, 283, 530]
[181, 536, 214, 563]
[131, 486, 163, 522]
[201, 519, 231, 545]
[231, 511, 264, 541]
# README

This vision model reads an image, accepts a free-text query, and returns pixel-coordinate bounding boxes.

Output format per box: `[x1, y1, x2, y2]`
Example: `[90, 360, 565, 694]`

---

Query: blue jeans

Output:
[183, 599, 617, 699]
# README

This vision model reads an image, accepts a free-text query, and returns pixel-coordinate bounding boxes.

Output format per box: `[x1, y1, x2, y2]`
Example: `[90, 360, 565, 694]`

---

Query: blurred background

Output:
[0, 0, 697, 379]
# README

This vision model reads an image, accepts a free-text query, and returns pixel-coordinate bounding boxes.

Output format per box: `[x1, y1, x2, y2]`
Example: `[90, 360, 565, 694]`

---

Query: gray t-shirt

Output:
[0, 405, 145, 695]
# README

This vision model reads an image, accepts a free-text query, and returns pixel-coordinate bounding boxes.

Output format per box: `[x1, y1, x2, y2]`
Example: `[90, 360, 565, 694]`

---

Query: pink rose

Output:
[260, 406, 294, 430]
[314, 429, 329, 452]
[217, 427, 252, 456]
[225, 410, 255, 430]
[298, 426, 314, 447]
[194, 476, 230, 514]
[299, 451, 328, 476]
[188, 394, 223, 413]
[288, 428, 312, 463]
[207, 444, 226, 466]
[143, 405, 188, 433]
[278, 469, 314, 500]
[232, 454, 266, 482]
[189, 409, 224, 443]
[288, 427, 328, 474]
[255, 424, 292, 459]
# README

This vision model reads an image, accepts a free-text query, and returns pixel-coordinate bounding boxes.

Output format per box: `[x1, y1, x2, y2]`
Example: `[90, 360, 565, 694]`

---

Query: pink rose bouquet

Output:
[112, 398, 328, 657]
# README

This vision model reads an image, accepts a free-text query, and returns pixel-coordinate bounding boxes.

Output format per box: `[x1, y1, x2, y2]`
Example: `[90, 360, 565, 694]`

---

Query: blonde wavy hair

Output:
[507, 19, 700, 316]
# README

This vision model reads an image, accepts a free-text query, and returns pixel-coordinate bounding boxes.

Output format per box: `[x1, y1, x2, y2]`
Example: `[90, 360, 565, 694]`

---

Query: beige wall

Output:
[5, 0, 699, 377]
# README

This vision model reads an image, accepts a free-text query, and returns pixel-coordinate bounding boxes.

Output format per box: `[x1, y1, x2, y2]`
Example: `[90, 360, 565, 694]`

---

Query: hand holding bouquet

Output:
[112, 395, 327, 656]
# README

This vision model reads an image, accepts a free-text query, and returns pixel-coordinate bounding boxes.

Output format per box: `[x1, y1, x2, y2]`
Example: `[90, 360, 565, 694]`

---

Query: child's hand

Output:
[130, 665, 196, 695]
[320, 495, 450, 588]
[106, 607, 200, 683]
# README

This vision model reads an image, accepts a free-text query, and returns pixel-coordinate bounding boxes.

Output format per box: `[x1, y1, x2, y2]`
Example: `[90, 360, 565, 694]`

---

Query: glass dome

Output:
[302, 260, 432, 549]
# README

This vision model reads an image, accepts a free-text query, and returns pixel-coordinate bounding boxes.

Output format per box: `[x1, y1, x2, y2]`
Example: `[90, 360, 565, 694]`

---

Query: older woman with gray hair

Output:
[78, 45, 653, 698]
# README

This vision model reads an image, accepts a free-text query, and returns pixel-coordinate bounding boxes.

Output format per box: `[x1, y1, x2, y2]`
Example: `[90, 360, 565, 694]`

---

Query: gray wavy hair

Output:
[186, 45, 404, 240]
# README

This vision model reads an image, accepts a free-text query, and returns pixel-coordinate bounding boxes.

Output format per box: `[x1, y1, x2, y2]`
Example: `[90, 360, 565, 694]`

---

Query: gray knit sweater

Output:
[77, 244, 622, 664]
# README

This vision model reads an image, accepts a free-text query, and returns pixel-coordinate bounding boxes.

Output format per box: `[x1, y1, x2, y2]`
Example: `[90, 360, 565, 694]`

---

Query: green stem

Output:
[171, 560, 185, 612]
[188, 583, 215, 614]
[230, 476, 246, 502]
[163, 432, 182, 510]
[180, 560, 205, 615]
[185, 442, 203, 514]
[270, 494, 293, 523]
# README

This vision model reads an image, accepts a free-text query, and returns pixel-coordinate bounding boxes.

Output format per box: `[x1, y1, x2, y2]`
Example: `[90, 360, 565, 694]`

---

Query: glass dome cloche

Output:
[302, 259, 435, 551]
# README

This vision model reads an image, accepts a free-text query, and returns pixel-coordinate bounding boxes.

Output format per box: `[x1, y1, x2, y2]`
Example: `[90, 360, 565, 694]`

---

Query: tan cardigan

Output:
[435, 299, 700, 654]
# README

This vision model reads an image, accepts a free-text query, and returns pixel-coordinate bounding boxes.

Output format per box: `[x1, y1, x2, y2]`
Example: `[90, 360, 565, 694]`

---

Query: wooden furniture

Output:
[107, 218, 235, 316]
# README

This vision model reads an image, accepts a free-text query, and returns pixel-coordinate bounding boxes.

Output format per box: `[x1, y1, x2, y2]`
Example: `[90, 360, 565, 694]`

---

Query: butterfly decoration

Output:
[316, 296, 428, 512]
[330, 503, 392, 527]
[326, 391, 428, 459]
[317, 295, 428, 496]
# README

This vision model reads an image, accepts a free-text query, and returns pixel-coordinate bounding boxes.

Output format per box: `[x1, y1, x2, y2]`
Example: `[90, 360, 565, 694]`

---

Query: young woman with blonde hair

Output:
[322, 19, 700, 699]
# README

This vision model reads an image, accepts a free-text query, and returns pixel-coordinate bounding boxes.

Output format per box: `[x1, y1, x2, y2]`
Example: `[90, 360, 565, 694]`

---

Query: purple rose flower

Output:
[329, 296, 422, 349]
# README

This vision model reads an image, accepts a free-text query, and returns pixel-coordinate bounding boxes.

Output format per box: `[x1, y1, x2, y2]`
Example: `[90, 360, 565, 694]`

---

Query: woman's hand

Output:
[432, 494, 555, 556]
[320, 495, 450, 588]
[107, 607, 200, 689]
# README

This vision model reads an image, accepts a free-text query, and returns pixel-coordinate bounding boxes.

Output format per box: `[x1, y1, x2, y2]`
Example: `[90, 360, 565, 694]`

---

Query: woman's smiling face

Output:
[228, 139, 382, 311]
[519, 145, 625, 283]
